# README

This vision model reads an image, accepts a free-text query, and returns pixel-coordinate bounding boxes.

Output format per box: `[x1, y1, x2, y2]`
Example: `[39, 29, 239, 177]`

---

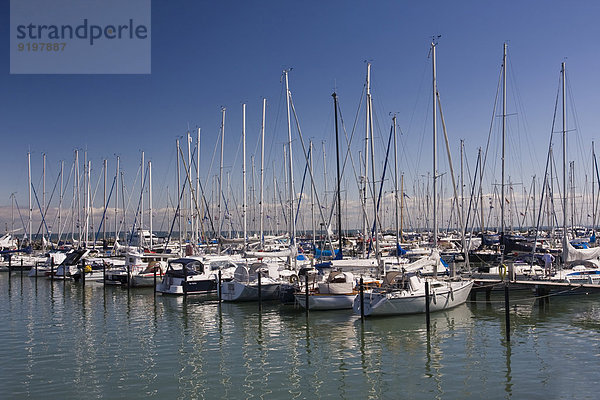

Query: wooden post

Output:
[81, 259, 85, 285]
[7, 255, 11, 282]
[35, 261, 38, 278]
[218, 269, 222, 303]
[359, 276, 365, 320]
[50, 257, 54, 282]
[425, 280, 431, 332]
[258, 270, 262, 312]
[127, 263, 131, 292]
[183, 265, 187, 296]
[504, 283, 511, 342]
[20, 259, 23, 279]
[305, 273, 309, 314]
[153, 268, 157, 296]
[103, 262, 106, 285]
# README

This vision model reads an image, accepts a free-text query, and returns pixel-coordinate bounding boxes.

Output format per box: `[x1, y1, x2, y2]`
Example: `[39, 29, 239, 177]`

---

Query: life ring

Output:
[499, 264, 507, 280]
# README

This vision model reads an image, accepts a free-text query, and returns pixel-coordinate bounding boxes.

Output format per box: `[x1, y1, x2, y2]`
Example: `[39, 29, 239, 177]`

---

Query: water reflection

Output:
[2, 274, 600, 399]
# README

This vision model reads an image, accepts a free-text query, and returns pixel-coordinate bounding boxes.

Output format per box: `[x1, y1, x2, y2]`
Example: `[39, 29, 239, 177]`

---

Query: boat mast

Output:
[218, 108, 226, 252]
[149, 160, 153, 249]
[27, 151, 32, 246]
[501, 43, 507, 256]
[363, 63, 371, 258]
[86, 158, 91, 247]
[242, 103, 247, 251]
[197, 128, 201, 244]
[393, 115, 400, 263]
[176, 139, 182, 251]
[368, 77, 379, 261]
[103, 159, 107, 243]
[333, 92, 343, 256]
[310, 140, 316, 252]
[141, 150, 145, 239]
[432, 40, 438, 249]
[562, 62, 567, 266]
[322, 141, 328, 220]
[115, 155, 119, 243]
[42, 153, 46, 248]
[260, 98, 266, 248]
[460, 140, 465, 235]
[58, 160, 63, 241]
[284, 70, 297, 267]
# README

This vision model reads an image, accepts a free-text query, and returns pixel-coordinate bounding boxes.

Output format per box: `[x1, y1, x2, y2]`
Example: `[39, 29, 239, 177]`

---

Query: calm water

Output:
[1, 274, 599, 399]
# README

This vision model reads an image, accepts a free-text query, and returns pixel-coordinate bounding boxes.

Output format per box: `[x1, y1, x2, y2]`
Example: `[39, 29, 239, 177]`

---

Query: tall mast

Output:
[176, 139, 182, 250]
[115, 155, 119, 242]
[368, 84, 379, 260]
[218, 108, 226, 250]
[432, 40, 438, 248]
[501, 43, 507, 239]
[149, 161, 153, 249]
[460, 140, 465, 233]
[141, 150, 145, 236]
[322, 141, 328, 216]
[363, 63, 371, 257]
[103, 159, 107, 242]
[333, 92, 343, 256]
[59, 160, 63, 241]
[259, 98, 266, 248]
[284, 70, 297, 265]
[196, 128, 201, 243]
[562, 62, 567, 265]
[310, 141, 316, 252]
[86, 159, 91, 246]
[242, 103, 247, 250]
[42, 153, 46, 247]
[27, 151, 32, 245]
[392, 115, 400, 263]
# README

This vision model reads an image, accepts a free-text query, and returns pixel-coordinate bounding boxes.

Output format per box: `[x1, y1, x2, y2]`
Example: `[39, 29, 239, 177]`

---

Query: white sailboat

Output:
[353, 40, 473, 317]
[354, 273, 473, 316]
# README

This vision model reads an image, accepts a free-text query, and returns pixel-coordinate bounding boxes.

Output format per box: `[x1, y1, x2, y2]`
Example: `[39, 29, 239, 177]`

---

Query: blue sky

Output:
[1, 0, 600, 233]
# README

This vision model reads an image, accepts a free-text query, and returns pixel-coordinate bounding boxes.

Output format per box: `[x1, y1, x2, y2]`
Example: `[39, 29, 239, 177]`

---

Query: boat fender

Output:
[290, 274, 299, 285]
[499, 264, 507, 280]
[449, 286, 454, 301]
[432, 290, 437, 305]
[84, 265, 92, 273]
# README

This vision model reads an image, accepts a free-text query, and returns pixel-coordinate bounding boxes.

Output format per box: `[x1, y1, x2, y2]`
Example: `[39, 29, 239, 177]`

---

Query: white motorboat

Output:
[294, 270, 357, 310]
[156, 256, 236, 295]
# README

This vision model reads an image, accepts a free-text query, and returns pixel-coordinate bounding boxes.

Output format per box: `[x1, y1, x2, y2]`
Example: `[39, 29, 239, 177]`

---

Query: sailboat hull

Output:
[354, 280, 473, 316]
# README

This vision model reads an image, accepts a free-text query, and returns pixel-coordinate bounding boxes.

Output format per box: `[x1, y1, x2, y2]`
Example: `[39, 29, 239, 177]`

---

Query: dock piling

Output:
[504, 283, 511, 342]
[258, 270, 262, 312]
[217, 269, 222, 303]
[425, 280, 431, 332]
[359, 276, 364, 320]
[305, 274, 309, 314]
[153, 268, 157, 297]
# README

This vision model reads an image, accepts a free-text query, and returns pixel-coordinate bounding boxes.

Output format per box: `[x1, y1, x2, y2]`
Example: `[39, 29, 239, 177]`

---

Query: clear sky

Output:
[2, 0, 600, 235]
